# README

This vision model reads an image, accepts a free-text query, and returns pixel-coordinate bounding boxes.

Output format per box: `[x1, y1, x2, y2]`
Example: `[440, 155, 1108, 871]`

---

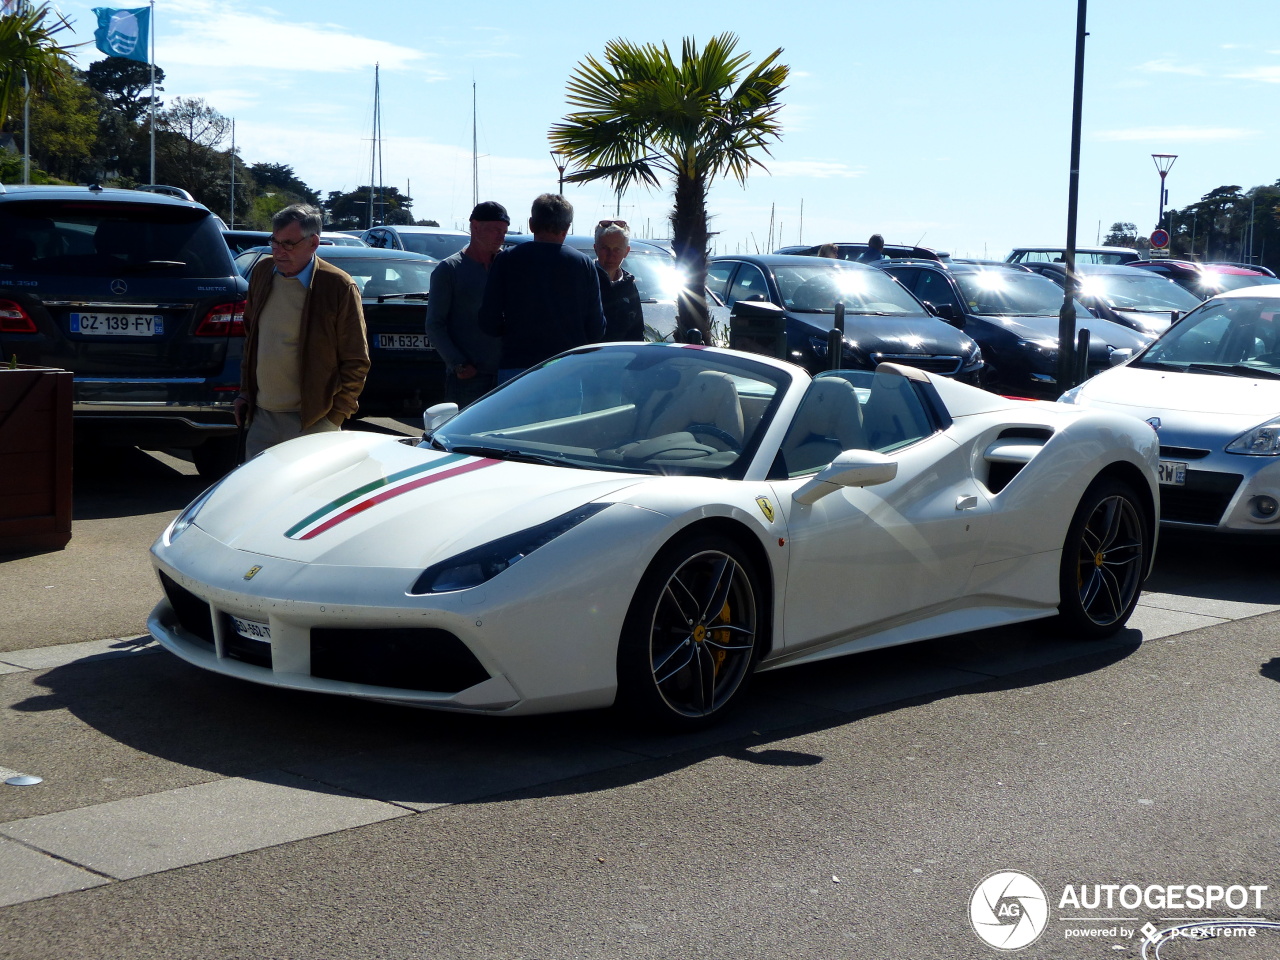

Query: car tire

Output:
[1055, 478, 1149, 638]
[616, 534, 762, 730]
[191, 436, 240, 481]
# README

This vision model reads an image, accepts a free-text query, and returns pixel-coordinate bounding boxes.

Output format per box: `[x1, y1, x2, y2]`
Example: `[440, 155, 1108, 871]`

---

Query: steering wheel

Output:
[686, 422, 741, 452]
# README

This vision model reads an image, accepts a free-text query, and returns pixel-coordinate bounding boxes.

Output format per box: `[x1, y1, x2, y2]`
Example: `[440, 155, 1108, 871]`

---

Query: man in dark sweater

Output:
[593, 219, 644, 341]
[478, 193, 605, 382]
[424, 200, 508, 407]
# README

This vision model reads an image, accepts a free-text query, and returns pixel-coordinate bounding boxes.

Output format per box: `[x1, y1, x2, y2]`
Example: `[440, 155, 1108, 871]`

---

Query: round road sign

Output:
[1150, 228, 1170, 249]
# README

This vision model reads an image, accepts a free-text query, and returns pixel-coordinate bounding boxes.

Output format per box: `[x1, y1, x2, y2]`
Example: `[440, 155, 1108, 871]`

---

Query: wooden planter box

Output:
[0, 365, 73, 555]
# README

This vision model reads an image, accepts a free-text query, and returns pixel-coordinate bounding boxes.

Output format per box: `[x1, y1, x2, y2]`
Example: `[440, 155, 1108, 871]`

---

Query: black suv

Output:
[0, 184, 247, 477]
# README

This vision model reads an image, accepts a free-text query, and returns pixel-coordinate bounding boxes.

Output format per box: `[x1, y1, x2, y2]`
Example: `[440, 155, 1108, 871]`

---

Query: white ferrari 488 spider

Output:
[150, 342, 1159, 728]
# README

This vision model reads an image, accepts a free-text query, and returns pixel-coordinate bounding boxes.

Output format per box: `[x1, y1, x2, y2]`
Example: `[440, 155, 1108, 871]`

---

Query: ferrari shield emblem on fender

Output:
[755, 496, 775, 523]
[243, 565, 262, 581]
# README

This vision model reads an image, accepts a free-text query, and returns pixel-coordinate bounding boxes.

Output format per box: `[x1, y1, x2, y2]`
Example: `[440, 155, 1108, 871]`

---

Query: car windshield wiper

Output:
[446, 444, 576, 467]
[1187, 363, 1280, 380]
[369, 291, 429, 301]
[1130, 359, 1184, 372]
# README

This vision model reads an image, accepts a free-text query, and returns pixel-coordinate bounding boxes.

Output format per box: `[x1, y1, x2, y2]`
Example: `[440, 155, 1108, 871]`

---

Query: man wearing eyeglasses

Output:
[235, 204, 369, 458]
[594, 220, 644, 341]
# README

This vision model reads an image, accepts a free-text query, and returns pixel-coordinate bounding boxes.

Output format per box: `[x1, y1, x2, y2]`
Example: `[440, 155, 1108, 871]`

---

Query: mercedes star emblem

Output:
[111, 279, 127, 295]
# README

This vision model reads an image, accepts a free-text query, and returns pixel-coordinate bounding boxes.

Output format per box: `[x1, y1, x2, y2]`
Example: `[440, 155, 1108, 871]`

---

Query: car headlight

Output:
[408, 503, 610, 594]
[1227, 416, 1280, 455]
[963, 345, 984, 370]
[1017, 337, 1058, 354]
[163, 478, 229, 545]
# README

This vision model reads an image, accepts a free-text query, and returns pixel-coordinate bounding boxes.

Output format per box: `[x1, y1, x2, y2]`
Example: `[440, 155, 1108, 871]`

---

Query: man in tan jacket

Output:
[235, 204, 370, 458]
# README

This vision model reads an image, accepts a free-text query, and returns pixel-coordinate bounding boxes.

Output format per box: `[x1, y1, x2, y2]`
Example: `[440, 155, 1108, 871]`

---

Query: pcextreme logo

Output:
[969, 870, 1049, 950]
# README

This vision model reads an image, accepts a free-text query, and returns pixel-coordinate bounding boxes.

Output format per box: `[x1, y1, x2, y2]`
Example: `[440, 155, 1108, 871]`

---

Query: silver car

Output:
[1060, 284, 1280, 533]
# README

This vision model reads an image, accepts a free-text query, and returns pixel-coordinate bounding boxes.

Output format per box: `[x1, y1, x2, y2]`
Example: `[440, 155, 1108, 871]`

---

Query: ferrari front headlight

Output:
[408, 503, 610, 594]
[1226, 416, 1280, 455]
[163, 478, 228, 545]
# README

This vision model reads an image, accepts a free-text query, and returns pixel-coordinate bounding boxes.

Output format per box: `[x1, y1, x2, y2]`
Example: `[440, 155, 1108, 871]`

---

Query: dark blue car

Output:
[707, 254, 983, 380]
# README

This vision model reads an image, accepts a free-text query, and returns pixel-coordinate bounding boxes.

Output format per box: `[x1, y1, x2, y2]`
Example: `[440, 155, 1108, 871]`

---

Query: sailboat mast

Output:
[472, 81, 478, 208]
[368, 64, 380, 229]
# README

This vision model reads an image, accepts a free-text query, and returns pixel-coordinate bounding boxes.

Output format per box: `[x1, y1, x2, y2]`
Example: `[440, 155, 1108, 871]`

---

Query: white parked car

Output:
[150, 342, 1158, 727]
[1060, 284, 1280, 533]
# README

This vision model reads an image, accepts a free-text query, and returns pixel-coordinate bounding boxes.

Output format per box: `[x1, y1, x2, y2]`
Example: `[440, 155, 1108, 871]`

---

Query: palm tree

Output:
[549, 34, 788, 340]
[0, 2, 77, 134]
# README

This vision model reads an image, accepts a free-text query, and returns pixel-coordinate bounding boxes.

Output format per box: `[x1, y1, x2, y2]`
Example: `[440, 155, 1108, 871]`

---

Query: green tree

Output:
[0, 1, 77, 132]
[549, 33, 788, 339]
[249, 162, 319, 205]
[324, 185, 413, 230]
[1102, 222, 1137, 247]
[85, 56, 162, 123]
[154, 96, 230, 204]
[85, 57, 164, 181]
[26, 65, 98, 181]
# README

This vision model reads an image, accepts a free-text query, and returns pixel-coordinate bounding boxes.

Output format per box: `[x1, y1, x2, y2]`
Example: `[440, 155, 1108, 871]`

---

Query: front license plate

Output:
[1158, 460, 1187, 486]
[376, 333, 431, 350]
[229, 615, 271, 643]
[70, 312, 164, 336]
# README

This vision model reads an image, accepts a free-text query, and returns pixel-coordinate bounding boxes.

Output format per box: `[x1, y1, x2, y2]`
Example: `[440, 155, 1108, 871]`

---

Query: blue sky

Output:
[53, 0, 1280, 256]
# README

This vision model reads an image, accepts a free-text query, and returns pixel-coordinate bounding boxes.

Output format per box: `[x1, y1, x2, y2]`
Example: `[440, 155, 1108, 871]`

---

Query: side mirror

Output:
[423, 401, 459, 434]
[930, 301, 965, 328]
[793, 450, 898, 505]
[1108, 348, 1134, 367]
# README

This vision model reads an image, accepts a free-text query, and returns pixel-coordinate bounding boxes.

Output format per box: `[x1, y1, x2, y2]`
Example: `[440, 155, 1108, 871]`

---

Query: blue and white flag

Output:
[92, 6, 150, 63]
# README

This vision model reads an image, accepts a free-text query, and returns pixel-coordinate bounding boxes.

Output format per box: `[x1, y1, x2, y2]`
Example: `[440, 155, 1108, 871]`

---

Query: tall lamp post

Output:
[1152, 153, 1177, 230]
[549, 150, 566, 195]
[1056, 0, 1088, 394]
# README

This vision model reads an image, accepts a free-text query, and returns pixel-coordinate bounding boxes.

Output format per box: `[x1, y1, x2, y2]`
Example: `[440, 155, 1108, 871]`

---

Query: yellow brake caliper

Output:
[711, 601, 731, 674]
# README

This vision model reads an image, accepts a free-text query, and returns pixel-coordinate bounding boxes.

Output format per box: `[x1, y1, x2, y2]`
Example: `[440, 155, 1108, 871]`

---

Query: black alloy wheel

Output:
[1056, 478, 1149, 638]
[617, 535, 761, 728]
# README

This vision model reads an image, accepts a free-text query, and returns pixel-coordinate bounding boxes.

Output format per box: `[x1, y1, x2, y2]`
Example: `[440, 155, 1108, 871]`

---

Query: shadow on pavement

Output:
[71, 444, 207, 522]
[3, 620, 1142, 820]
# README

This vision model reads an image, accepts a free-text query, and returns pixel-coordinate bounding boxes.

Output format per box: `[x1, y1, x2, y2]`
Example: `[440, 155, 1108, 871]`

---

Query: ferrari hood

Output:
[188, 433, 646, 567]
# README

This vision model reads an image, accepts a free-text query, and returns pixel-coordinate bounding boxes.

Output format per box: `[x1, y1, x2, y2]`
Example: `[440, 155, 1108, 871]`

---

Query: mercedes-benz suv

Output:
[0, 184, 247, 478]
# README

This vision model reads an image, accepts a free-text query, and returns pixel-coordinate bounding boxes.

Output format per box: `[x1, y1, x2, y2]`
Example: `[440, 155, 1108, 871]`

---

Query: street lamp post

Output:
[1153, 154, 1177, 230]
[549, 150, 566, 195]
[1056, 0, 1088, 395]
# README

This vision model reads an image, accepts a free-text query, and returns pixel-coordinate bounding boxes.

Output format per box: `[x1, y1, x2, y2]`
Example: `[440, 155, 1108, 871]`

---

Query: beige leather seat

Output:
[778, 377, 866, 475]
[646, 370, 744, 451]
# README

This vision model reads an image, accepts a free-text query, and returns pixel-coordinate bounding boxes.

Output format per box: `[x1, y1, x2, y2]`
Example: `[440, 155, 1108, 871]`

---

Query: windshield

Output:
[1136, 296, 1280, 377]
[620, 252, 686, 301]
[955, 269, 1091, 317]
[398, 233, 468, 259]
[1201, 273, 1280, 294]
[326, 257, 436, 298]
[773, 262, 923, 315]
[0, 200, 234, 278]
[431, 344, 792, 478]
[1078, 272, 1201, 312]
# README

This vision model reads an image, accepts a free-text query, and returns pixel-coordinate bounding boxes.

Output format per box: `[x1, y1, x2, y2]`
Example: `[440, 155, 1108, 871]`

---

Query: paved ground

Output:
[1, 437, 1279, 958]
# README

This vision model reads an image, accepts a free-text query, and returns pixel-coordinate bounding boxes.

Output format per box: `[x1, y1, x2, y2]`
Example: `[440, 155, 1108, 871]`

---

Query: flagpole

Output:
[148, 0, 155, 184]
